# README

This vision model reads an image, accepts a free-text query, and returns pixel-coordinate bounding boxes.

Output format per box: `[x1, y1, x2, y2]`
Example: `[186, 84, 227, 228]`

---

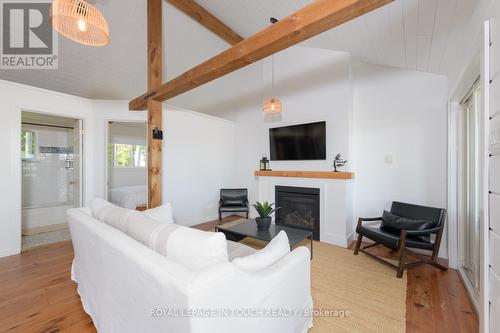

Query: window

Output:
[108, 143, 146, 167]
[21, 130, 37, 160]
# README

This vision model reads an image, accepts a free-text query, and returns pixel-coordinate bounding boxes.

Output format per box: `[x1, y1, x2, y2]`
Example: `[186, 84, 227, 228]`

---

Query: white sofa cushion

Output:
[232, 231, 290, 271]
[167, 227, 228, 270]
[143, 203, 174, 224]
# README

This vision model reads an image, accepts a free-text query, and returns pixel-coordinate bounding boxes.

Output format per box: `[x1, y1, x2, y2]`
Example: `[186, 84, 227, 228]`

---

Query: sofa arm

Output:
[187, 246, 310, 295]
[186, 247, 312, 333]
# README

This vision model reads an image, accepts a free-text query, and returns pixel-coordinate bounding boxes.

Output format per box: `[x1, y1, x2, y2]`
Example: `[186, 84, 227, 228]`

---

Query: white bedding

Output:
[109, 185, 147, 209]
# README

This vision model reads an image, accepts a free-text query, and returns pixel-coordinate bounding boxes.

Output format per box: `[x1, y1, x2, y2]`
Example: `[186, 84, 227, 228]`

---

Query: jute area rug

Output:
[219, 219, 407, 333]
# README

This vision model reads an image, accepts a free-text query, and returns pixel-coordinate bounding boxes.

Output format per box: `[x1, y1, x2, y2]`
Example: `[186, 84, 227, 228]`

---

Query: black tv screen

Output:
[270, 121, 326, 160]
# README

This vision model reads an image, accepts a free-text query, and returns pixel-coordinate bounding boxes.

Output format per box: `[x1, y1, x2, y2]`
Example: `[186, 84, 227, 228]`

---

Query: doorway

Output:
[21, 111, 83, 251]
[106, 121, 148, 210]
[458, 79, 481, 299]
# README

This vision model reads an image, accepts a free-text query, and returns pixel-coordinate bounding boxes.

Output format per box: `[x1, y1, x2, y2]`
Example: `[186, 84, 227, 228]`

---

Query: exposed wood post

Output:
[147, 0, 163, 208]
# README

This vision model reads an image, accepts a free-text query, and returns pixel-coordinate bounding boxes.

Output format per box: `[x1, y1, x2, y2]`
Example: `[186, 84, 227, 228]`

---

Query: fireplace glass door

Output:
[275, 186, 320, 240]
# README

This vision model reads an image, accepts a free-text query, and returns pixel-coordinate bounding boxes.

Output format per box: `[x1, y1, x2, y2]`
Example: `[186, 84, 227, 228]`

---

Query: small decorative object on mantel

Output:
[332, 153, 347, 172]
[260, 155, 271, 171]
[253, 201, 280, 231]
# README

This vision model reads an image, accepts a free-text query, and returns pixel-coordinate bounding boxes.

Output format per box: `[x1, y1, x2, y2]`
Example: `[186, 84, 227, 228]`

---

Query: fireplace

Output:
[275, 186, 320, 240]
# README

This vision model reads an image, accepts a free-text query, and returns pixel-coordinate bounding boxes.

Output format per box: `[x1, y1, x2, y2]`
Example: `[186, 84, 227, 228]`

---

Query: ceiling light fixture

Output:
[263, 17, 282, 114]
[51, 0, 110, 47]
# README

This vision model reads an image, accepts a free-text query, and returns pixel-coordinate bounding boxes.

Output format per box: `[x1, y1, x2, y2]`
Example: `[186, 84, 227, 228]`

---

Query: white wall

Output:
[108, 122, 147, 145]
[163, 107, 236, 225]
[445, 0, 495, 98]
[352, 62, 449, 257]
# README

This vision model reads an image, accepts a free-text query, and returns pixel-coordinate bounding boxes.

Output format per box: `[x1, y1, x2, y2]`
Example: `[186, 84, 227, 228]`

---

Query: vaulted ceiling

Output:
[0, 0, 482, 103]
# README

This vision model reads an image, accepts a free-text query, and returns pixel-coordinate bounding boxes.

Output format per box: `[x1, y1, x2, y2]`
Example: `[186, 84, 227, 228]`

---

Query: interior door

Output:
[461, 84, 481, 292]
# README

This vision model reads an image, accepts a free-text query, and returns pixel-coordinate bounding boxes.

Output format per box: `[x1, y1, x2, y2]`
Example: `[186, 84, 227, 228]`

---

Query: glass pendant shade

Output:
[263, 98, 282, 114]
[51, 0, 110, 47]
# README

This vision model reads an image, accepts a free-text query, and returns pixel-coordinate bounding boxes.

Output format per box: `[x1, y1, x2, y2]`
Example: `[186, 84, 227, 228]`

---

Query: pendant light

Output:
[263, 17, 282, 114]
[51, 0, 110, 47]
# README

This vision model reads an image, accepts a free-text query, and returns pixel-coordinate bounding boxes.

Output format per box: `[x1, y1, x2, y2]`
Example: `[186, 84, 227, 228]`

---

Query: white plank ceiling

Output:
[0, 0, 481, 101]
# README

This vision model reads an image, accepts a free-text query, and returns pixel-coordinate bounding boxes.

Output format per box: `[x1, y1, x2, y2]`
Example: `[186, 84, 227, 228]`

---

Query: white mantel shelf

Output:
[254, 170, 354, 180]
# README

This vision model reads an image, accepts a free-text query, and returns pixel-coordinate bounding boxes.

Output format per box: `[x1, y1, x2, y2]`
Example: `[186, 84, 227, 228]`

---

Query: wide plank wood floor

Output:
[0, 215, 478, 333]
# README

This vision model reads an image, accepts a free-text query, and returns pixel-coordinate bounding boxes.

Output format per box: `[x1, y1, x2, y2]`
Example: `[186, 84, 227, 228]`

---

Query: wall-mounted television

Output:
[269, 121, 326, 161]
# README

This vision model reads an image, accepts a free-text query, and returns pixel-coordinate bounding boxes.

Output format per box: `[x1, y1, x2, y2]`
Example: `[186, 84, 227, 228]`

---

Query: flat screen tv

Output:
[269, 121, 326, 161]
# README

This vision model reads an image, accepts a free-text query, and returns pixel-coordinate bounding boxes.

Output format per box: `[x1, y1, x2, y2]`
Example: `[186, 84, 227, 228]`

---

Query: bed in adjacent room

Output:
[109, 185, 147, 210]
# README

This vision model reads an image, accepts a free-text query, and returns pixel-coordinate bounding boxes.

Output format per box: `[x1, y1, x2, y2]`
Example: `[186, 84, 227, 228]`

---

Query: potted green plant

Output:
[253, 201, 280, 231]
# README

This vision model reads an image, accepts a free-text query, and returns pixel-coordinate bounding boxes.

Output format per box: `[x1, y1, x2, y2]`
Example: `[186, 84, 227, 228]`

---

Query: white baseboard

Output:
[346, 231, 356, 246]
[321, 233, 351, 248]
[458, 267, 479, 313]
[0, 249, 12, 258]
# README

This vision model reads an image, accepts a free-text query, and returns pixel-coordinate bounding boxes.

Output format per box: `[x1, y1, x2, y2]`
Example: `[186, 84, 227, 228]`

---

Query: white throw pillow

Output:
[232, 231, 290, 271]
[90, 198, 135, 232]
[143, 203, 174, 224]
[167, 227, 228, 270]
[101, 206, 136, 232]
[125, 211, 179, 253]
[90, 198, 113, 220]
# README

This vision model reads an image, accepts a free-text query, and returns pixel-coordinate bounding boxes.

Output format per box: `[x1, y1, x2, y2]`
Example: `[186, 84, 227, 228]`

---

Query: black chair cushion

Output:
[223, 198, 246, 206]
[219, 205, 249, 212]
[390, 201, 444, 227]
[356, 225, 434, 250]
[380, 210, 435, 242]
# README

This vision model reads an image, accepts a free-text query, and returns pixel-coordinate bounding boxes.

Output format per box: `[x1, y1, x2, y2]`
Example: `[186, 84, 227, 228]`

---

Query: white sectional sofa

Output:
[67, 200, 313, 333]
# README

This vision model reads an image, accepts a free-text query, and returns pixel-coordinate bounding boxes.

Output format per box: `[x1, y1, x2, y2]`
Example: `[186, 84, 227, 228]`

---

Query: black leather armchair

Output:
[218, 189, 249, 222]
[354, 201, 447, 278]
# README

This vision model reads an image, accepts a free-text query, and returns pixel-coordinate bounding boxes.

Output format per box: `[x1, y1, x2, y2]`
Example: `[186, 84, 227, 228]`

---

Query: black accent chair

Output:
[218, 189, 249, 222]
[354, 201, 447, 278]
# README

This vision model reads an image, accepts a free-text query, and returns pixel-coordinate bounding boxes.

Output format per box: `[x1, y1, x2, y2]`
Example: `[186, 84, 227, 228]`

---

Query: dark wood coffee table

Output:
[215, 219, 313, 259]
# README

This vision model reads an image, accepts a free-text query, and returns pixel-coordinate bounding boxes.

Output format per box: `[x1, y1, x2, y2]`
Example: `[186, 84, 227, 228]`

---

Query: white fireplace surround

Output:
[257, 175, 354, 248]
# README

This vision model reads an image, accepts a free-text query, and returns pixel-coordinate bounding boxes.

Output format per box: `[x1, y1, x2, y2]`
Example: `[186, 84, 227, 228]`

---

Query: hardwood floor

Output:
[0, 215, 478, 333]
[348, 243, 478, 333]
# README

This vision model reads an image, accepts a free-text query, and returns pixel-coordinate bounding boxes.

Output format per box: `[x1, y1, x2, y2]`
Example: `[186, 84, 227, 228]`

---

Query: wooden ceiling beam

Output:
[166, 0, 243, 45]
[130, 0, 393, 111]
